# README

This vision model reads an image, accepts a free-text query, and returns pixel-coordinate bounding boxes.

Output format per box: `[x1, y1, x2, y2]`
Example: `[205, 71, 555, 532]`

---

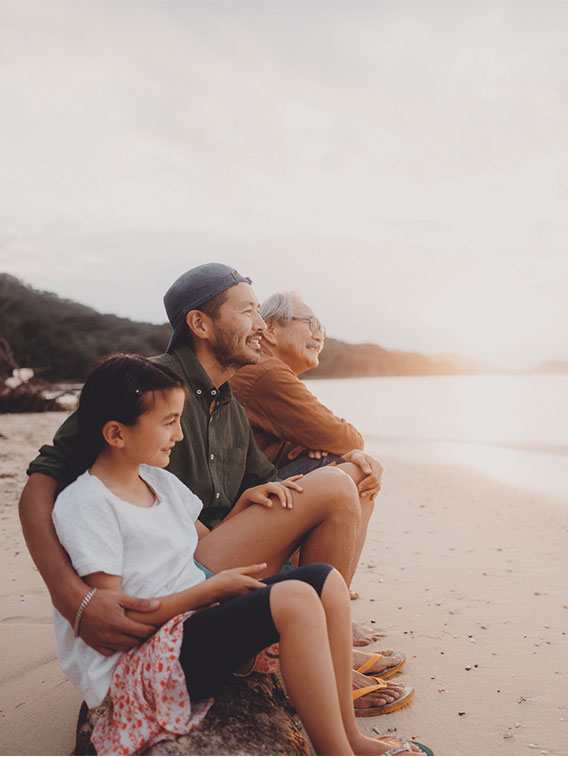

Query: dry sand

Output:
[0, 412, 567, 756]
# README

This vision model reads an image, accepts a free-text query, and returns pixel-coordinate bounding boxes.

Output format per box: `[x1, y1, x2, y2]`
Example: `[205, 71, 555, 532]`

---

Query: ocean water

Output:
[304, 374, 568, 501]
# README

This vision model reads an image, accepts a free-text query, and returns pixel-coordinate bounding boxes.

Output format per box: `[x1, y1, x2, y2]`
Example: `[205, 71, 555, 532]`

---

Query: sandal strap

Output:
[352, 680, 387, 701]
[383, 740, 413, 755]
[355, 651, 383, 675]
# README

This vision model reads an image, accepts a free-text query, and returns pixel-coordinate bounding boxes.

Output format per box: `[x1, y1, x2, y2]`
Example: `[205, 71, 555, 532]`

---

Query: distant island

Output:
[0, 272, 506, 382]
[529, 360, 568, 374]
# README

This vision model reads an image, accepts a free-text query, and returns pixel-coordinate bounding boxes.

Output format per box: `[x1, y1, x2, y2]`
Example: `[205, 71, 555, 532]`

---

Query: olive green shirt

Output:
[27, 344, 278, 528]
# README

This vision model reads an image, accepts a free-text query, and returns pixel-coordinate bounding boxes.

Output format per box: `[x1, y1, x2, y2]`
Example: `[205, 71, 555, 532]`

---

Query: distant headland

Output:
[1, 273, 563, 382]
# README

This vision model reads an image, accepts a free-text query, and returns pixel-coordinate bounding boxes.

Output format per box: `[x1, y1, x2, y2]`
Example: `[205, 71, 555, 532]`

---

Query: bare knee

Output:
[322, 567, 349, 599]
[318, 467, 361, 519]
[270, 579, 323, 628]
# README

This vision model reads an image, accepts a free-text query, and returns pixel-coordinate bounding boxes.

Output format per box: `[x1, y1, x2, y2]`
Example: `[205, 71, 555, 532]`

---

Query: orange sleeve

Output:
[242, 362, 364, 455]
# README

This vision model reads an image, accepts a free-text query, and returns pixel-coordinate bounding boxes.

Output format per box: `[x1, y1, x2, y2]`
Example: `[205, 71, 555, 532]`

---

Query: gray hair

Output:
[260, 291, 303, 325]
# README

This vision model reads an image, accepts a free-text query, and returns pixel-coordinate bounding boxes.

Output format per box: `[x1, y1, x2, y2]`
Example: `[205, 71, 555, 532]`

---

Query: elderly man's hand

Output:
[343, 450, 384, 499]
[286, 445, 329, 461]
[307, 450, 329, 459]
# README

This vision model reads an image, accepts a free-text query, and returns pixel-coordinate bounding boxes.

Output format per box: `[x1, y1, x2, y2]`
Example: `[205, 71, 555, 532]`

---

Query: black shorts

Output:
[179, 563, 333, 700]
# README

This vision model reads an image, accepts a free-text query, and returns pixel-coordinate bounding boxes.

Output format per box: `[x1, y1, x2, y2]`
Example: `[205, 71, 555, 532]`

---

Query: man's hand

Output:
[343, 450, 384, 500]
[79, 588, 160, 656]
[206, 563, 267, 602]
[235, 477, 304, 511]
[287, 445, 329, 461]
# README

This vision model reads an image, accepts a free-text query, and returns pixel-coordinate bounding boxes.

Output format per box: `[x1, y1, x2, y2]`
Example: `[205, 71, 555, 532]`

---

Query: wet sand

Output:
[1, 413, 567, 755]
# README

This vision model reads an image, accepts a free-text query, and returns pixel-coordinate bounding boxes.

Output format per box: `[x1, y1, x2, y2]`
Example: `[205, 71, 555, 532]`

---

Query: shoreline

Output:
[1, 413, 567, 755]
[365, 435, 568, 504]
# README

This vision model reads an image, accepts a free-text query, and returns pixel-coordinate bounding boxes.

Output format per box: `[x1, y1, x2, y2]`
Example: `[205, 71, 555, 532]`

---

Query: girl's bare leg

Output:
[319, 569, 424, 756]
[269, 579, 354, 756]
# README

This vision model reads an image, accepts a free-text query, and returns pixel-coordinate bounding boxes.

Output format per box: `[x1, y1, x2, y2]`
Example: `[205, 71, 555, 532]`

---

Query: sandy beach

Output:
[1, 412, 567, 756]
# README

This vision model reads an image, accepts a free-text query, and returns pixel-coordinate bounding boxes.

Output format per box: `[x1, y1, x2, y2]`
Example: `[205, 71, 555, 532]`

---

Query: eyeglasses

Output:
[291, 316, 326, 336]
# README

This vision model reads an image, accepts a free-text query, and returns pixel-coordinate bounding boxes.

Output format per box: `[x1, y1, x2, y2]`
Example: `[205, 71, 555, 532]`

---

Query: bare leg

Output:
[271, 574, 423, 756]
[270, 580, 353, 756]
[196, 466, 361, 582]
[351, 494, 375, 580]
[318, 570, 423, 756]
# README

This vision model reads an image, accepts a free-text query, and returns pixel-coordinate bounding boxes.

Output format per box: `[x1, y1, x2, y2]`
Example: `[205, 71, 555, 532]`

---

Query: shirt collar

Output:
[171, 343, 233, 405]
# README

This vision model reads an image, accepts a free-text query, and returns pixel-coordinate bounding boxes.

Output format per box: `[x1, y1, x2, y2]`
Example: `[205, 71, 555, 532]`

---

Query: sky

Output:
[1, 0, 567, 371]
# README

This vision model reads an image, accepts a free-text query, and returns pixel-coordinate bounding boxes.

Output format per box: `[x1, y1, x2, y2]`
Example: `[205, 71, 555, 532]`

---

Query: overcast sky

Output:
[1, 0, 567, 370]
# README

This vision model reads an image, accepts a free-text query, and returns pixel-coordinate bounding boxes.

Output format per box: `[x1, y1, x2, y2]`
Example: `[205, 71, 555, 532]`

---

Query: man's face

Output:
[209, 282, 266, 369]
[271, 299, 325, 375]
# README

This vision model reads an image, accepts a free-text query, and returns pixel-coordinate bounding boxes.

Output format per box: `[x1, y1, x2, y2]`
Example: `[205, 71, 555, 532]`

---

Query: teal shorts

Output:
[194, 559, 215, 580]
[193, 558, 294, 580]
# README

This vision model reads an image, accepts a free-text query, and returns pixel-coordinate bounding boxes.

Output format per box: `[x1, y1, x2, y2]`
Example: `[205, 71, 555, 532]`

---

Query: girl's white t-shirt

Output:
[52, 464, 207, 707]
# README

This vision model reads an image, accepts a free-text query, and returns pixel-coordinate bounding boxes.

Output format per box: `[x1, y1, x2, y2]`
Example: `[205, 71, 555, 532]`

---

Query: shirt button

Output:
[196, 389, 202, 395]
[211, 389, 217, 396]
[216, 492, 220, 499]
[210, 453, 215, 460]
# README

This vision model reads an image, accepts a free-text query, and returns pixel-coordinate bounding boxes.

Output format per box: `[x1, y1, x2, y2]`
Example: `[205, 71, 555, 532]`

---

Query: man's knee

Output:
[315, 466, 361, 519]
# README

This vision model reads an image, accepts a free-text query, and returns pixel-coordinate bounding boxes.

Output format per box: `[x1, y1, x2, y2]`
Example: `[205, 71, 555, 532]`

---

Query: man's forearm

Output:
[19, 473, 88, 624]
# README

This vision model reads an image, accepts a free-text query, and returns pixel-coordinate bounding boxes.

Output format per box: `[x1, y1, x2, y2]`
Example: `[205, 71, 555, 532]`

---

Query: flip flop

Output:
[352, 677, 415, 717]
[374, 734, 434, 755]
[355, 650, 407, 679]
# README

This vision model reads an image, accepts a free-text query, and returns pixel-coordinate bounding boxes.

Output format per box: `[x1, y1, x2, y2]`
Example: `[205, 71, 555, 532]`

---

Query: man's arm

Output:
[240, 364, 364, 456]
[19, 475, 159, 656]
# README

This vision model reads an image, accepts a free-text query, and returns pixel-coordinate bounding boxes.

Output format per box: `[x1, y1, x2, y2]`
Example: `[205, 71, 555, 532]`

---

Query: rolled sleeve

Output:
[27, 411, 92, 491]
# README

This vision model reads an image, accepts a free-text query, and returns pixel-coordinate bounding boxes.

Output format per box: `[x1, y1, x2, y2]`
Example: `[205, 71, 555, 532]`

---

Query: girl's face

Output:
[122, 387, 186, 467]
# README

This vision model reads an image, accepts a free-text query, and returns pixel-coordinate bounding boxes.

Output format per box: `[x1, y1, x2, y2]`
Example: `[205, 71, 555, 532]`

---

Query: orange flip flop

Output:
[355, 651, 406, 679]
[353, 677, 415, 717]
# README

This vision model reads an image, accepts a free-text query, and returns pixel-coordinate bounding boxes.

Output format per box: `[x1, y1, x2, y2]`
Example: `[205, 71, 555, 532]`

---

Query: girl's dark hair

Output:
[78, 354, 186, 461]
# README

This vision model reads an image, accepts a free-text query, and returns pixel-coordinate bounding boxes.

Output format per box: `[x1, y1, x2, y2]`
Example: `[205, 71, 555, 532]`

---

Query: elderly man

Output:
[231, 292, 383, 606]
[20, 264, 408, 714]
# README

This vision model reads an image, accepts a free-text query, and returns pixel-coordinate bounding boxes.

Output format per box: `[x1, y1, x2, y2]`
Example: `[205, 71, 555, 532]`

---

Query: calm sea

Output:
[304, 374, 568, 501]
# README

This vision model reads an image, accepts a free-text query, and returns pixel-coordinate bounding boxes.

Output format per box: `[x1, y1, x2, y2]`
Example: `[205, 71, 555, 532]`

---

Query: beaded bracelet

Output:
[73, 587, 97, 638]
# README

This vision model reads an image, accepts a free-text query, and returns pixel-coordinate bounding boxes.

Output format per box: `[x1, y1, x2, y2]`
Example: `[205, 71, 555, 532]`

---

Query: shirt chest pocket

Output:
[222, 446, 247, 500]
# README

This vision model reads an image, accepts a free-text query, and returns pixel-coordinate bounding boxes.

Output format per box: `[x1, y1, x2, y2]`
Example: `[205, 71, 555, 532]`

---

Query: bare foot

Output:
[353, 648, 405, 677]
[350, 589, 360, 600]
[352, 619, 385, 646]
[352, 670, 410, 710]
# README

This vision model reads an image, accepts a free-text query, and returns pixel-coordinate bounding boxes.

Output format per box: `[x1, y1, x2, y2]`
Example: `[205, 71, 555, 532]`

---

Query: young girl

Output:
[52, 354, 432, 756]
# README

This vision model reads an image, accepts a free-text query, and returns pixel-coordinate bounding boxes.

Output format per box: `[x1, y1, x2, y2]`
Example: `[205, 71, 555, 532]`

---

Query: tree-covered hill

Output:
[1, 273, 485, 382]
[0, 274, 170, 381]
[305, 337, 485, 378]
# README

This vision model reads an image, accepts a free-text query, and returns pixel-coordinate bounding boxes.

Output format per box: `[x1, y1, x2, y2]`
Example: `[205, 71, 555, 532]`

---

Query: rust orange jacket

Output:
[230, 342, 364, 467]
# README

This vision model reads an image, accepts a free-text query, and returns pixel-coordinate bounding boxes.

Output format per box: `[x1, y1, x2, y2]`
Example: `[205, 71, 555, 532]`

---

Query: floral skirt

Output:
[90, 613, 280, 755]
[91, 613, 212, 755]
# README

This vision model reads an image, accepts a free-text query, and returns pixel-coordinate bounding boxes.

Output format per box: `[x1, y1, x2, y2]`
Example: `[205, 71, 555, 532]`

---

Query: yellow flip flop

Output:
[352, 677, 415, 717]
[355, 651, 406, 679]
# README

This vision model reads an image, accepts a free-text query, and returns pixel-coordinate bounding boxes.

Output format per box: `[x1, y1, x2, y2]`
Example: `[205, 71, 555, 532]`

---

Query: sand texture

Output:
[0, 413, 567, 756]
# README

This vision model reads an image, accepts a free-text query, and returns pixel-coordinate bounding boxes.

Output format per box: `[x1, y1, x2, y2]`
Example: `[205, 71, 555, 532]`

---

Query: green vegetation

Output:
[0, 274, 170, 381]
[1, 273, 483, 383]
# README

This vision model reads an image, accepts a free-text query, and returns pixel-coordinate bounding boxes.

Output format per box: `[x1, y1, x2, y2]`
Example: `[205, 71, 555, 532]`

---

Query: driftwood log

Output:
[74, 673, 311, 756]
